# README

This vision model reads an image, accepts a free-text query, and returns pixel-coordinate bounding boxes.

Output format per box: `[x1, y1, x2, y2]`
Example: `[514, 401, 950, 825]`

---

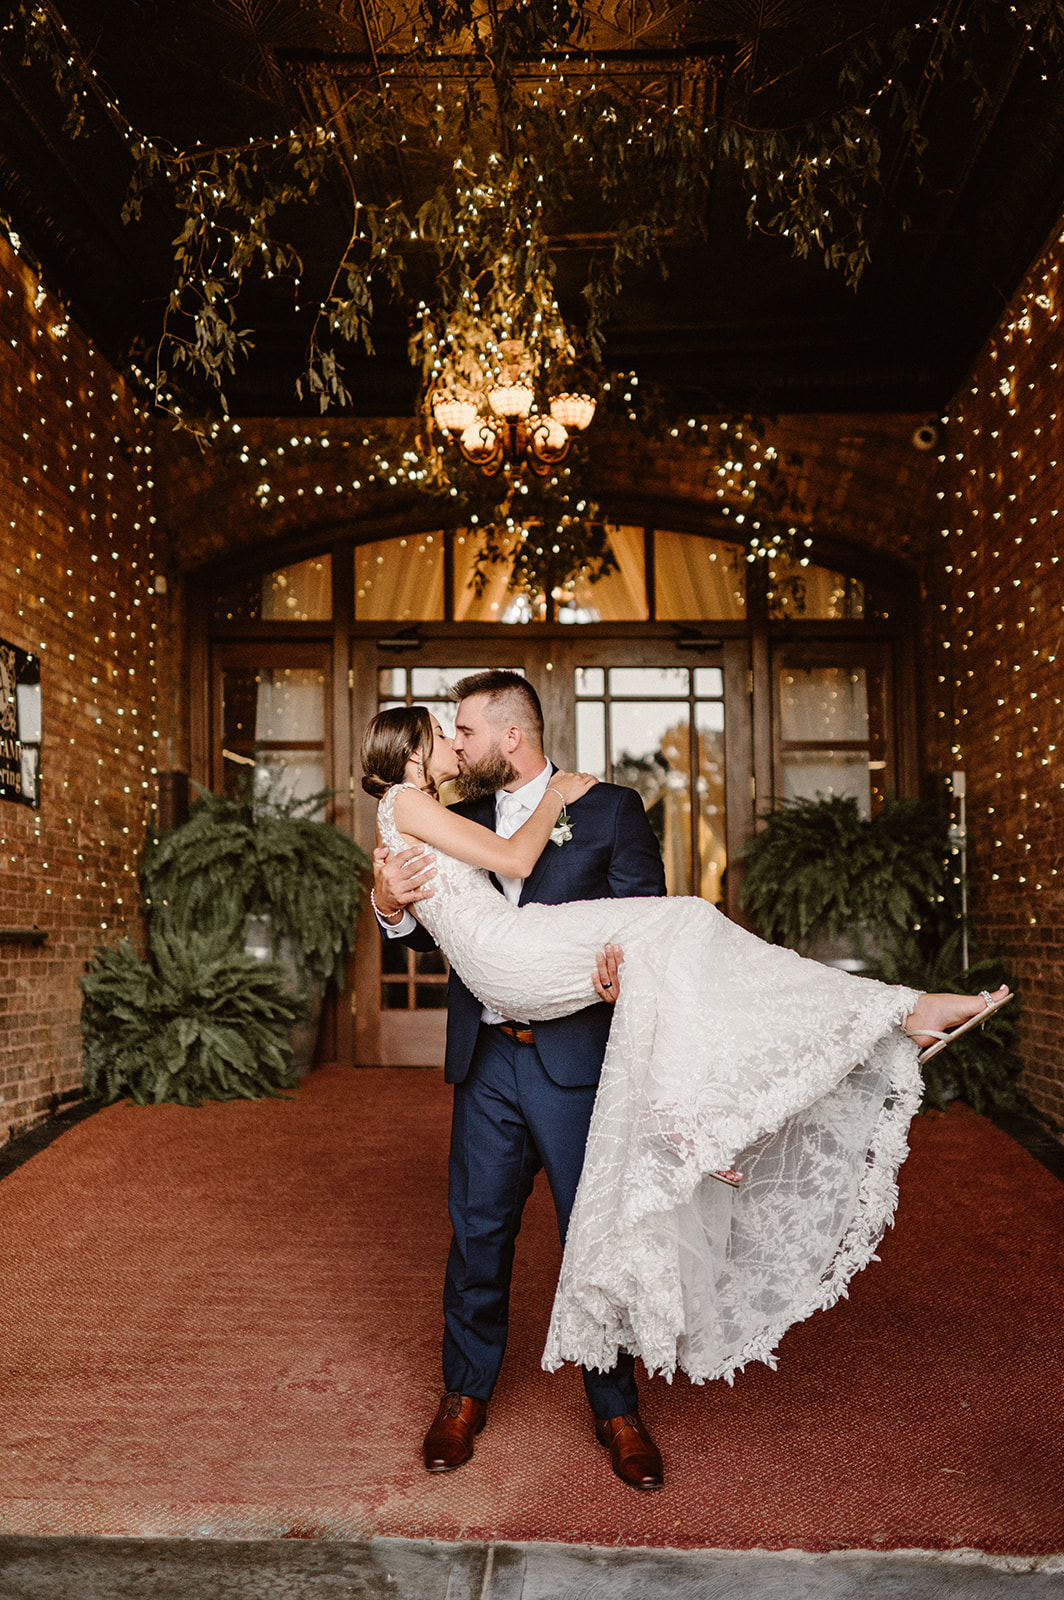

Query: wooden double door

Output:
[209, 626, 904, 1066]
[350, 632, 752, 1066]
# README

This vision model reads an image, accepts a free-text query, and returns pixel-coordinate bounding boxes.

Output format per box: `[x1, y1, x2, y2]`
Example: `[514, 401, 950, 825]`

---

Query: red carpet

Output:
[0, 1067, 1061, 1552]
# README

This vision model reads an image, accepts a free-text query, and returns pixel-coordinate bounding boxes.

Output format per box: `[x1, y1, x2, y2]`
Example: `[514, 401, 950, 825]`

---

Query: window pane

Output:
[767, 557, 865, 620]
[255, 668, 325, 741]
[779, 667, 868, 743]
[262, 556, 332, 621]
[453, 533, 538, 622]
[575, 667, 605, 697]
[221, 666, 326, 807]
[453, 524, 648, 622]
[696, 700, 724, 733]
[211, 556, 332, 622]
[411, 667, 482, 698]
[575, 700, 607, 778]
[252, 753, 327, 810]
[556, 525, 648, 621]
[695, 703, 727, 904]
[609, 701, 692, 895]
[378, 668, 407, 695]
[694, 667, 723, 698]
[355, 534, 444, 620]
[609, 666, 689, 697]
[780, 752, 872, 814]
[655, 531, 746, 620]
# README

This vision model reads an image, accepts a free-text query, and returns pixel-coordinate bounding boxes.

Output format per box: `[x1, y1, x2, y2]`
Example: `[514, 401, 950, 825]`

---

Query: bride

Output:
[363, 703, 1009, 1387]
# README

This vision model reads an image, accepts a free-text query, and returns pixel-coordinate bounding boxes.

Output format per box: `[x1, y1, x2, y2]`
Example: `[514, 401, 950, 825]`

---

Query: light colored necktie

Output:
[495, 792, 524, 838]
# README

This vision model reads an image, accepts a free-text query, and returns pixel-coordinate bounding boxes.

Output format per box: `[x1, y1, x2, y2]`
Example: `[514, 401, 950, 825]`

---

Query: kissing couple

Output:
[365, 668, 1010, 1492]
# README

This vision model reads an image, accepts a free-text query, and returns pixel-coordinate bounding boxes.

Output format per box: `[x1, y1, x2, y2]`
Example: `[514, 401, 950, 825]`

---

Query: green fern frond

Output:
[80, 930, 300, 1106]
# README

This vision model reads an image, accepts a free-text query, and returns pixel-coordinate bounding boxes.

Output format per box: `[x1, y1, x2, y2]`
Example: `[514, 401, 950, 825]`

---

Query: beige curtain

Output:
[655, 531, 747, 620]
[454, 523, 649, 621]
[354, 535, 445, 620]
[261, 556, 332, 621]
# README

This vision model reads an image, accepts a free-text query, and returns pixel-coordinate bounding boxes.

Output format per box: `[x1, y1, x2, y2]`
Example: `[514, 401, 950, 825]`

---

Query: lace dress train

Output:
[377, 785, 922, 1385]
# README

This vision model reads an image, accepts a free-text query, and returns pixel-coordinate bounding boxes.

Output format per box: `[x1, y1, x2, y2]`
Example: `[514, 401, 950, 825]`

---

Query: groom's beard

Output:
[454, 747, 519, 802]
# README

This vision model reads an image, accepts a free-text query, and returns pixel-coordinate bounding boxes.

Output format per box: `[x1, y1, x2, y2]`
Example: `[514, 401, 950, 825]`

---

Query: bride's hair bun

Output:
[360, 705, 435, 799]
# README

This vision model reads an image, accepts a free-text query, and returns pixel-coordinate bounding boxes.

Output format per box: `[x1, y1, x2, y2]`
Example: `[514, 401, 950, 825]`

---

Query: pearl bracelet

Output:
[370, 887, 405, 925]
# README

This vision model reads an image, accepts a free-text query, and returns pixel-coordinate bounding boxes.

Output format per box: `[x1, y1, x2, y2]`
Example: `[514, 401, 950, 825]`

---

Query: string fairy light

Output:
[931, 219, 1064, 963]
[0, 228, 162, 1128]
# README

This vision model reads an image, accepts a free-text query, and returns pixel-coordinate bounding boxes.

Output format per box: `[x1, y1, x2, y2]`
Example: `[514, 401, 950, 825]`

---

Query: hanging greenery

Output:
[10, 0, 1064, 597]
[14, 0, 1064, 418]
[142, 779, 371, 991]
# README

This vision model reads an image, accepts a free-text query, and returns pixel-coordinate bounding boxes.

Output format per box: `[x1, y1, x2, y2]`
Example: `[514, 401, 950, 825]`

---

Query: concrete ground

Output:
[0, 1537, 1061, 1600]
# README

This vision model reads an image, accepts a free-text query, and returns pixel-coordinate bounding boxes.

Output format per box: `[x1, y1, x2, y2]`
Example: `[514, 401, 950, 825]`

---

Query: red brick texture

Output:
[920, 225, 1064, 1129]
[0, 235, 165, 1138]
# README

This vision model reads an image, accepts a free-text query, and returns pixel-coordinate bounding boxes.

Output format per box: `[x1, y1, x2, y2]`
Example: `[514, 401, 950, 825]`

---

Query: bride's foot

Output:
[711, 1168, 744, 1188]
[905, 984, 1012, 1060]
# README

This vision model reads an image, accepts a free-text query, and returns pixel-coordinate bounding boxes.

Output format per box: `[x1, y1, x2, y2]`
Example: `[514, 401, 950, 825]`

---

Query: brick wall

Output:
[154, 409, 942, 579]
[922, 226, 1064, 1129]
[0, 234, 165, 1138]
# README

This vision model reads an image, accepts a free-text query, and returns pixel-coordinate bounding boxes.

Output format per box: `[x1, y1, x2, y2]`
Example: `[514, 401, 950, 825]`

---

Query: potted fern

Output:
[738, 794, 1021, 1113]
[738, 795, 952, 969]
[81, 926, 300, 1105]
[80, 780, 370, 1104]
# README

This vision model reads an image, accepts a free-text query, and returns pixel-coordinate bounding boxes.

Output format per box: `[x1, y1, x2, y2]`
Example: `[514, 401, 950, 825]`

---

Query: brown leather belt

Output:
[494, 1020, 536, 1046]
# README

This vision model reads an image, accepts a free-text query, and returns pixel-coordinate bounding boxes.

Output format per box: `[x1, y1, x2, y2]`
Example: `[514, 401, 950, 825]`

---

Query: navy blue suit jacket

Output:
[392, 776, 666, 1087]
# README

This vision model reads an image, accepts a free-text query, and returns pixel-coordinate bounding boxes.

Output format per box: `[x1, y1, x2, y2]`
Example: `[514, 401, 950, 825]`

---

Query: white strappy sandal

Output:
[908, 989, 1014, 1065]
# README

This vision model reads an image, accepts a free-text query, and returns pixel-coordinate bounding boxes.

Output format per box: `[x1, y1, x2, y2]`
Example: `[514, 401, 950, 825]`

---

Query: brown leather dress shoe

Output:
[423, 1391, 487, 1472]
[595, 1411, 664, 1490]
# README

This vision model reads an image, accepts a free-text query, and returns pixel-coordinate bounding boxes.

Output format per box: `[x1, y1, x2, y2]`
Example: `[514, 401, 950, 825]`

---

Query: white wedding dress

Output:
[378, 784, 923, 1385]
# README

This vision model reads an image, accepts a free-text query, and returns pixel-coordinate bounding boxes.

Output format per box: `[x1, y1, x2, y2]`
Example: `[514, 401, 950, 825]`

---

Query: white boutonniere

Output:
[550, 808, 573, 846]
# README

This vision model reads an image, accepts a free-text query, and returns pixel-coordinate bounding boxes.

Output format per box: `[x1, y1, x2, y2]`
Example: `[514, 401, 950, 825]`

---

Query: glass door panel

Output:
[774, 651, 892, 815]
[573, 660, 727, 900]
[214, 649, 330, 810]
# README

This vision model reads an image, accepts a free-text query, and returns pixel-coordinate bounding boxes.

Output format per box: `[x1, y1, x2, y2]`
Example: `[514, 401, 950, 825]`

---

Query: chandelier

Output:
[431, 340, 596, 476]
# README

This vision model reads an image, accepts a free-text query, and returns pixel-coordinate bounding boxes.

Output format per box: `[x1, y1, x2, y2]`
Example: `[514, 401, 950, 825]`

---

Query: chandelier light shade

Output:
[432, 390, 480, 433]
[530, 416, 569, 457]
[487, 380, 535, 420]
[458, 420, 502, 464]
[549, 392, 596, 432]
[429, 336, 597, 476]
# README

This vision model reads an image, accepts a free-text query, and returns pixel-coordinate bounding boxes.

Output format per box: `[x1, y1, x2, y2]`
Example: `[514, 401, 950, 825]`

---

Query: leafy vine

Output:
[7, 0, 1064, 595]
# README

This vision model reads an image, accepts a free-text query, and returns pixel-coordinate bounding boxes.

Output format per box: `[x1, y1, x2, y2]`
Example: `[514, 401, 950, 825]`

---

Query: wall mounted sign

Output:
[0, 640, 41, 808]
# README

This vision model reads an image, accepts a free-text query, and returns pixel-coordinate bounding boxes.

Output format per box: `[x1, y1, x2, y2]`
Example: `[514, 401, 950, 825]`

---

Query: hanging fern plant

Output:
[141, 780, 371, 990]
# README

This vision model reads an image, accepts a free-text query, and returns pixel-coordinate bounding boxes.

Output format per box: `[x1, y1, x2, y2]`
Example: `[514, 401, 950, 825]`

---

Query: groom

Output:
[372, 669, 668, 1490]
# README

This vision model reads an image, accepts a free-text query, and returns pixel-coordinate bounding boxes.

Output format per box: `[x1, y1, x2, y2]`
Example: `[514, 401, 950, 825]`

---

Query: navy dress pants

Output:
[442, 1023, 638, 1420]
